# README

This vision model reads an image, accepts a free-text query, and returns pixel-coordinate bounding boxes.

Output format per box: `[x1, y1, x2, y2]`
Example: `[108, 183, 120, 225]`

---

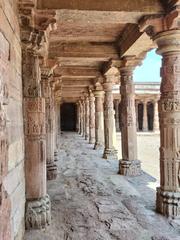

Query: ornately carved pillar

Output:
[41, 71, 58, 181]
[89, 90, 95, 144]
[155, 30, 180, 218]
[23, 50, 51, 229]
[119, 57, 141, 176]
[85, 96, 90, 140]
[153, 99, 159, 132]
[143, 100, 148, 131]
[114, 99, 120, 132]
[93, 84, 104, 149]
[0, 42, 11, 239]
[140, 5, 180, 218]
[103, 80, 118, 159]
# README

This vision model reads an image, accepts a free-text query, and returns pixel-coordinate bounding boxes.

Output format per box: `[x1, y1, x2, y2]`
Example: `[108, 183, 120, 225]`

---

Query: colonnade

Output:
[21, 4, 180, 232]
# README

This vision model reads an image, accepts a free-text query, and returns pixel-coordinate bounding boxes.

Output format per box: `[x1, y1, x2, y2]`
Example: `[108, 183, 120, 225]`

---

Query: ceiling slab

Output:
[37, 0, 163, 13]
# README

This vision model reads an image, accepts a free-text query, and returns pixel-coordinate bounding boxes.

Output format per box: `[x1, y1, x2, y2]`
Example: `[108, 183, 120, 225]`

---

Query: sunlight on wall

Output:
[134, 49, 162, 83]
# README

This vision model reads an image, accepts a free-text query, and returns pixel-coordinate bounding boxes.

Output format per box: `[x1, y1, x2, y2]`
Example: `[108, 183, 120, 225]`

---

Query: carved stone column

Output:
[76, 102, 80, 133]
[143, 100, 148, 131]
[140, 5, 180, 218]
[93, 84, 104, 149]
[153, 99, 159, 132]
[23, 50, 51, 229]
[103, 80, 118, 160]
[78, 100, 83, 135]
[41, 72, 58, 181]
[114, 99, 120, 132]
[135, 100, 139, 131]
[89, 90, 95, 144]
[0, 42, 11, 239]
[82, 99, 86, 138]
[119, 57, 141, 176]
[85, 96, 90, 140]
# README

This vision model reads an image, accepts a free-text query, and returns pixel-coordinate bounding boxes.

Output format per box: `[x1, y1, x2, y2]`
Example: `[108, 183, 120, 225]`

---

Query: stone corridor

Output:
[25, 133, 180, 240]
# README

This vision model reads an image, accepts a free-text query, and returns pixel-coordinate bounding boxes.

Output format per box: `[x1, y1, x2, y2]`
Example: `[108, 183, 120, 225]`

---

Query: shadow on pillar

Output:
[61, 103, 77, 131]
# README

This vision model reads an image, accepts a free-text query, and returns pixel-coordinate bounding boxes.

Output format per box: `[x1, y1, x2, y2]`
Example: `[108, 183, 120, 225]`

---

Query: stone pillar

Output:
[23, 50, 51, 229]
[153, 99, 159, 132]
[54, 100, 61, 161]
[140, 6, 180, 218]
[76, 102, 80, 133]
[85, 96, 90, 140]
[89, 90, 95, 144]
[114, 99, 120, 132]
[41, 72, 58, 181]
[78, 100, 83, 135]
[119, 57, 141, 176]
[0, 43, 11, 239]
[155, 30, 180, 218]
[93, 84, 104, 149]
[143, 100, 148, 131]
[82, 99, 86, 138]
[135, 100, 139, 131]
[103, 80, 118, 159]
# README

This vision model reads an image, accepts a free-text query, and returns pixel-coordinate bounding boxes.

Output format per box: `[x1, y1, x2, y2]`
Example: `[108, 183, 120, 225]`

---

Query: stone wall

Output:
[0, 1, 25, 239]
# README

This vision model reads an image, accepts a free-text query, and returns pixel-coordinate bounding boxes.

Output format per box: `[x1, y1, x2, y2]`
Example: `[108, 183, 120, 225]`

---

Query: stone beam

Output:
[62, 79, 94, 87]
[49, 42, 118, 59]
[118, 24, 155, 57]
[54, 67, 99, 79]
[37, 0, 163, 14]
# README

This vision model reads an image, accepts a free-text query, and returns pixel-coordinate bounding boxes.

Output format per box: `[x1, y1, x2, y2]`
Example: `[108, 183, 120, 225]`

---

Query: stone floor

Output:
[25, 132, 180, 240]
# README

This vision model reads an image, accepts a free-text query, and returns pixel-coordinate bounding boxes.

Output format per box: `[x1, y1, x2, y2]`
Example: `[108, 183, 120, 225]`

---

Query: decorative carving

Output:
[25, 195, 51, 229]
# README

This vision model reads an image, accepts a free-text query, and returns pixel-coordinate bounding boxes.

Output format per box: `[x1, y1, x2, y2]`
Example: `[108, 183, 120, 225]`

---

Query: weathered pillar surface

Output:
[119, 57, 141, 176]
[23, 50, 51, 229]
[103, 80, 118, 160]
[140, 5, 180, 218]
[153, 99, 159, 132]
[85, 96, 90, 140]
[89, 90, 95, 144]
[114, 99, 120, 132]
[93, 84, 104, 149]
[0, 43, 11, 240]
[143, 100, 148, 131]
[41, 71, 58, 181]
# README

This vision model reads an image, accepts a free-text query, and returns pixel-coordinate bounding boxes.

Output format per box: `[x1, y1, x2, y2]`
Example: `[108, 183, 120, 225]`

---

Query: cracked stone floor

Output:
[25, 132, 180, 240]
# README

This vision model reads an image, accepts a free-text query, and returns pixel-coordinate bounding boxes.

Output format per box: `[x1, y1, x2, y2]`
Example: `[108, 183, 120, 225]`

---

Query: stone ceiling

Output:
[36, 0, 165, 102]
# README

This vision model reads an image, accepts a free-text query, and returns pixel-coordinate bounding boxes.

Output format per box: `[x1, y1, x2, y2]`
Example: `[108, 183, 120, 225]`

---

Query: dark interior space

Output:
[147, 102, 154, 131]
[138, 103, 143, 131]
[61, 103, 77, 131]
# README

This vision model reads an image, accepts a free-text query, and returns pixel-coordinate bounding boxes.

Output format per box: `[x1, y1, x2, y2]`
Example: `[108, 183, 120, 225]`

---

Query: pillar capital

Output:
[119, 56, 143, 73]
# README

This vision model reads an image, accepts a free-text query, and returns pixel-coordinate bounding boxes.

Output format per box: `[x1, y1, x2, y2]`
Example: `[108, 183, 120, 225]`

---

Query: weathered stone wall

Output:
[0, 1, 25, 239]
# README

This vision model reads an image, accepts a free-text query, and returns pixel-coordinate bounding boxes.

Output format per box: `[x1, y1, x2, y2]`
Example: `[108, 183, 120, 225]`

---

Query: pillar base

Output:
[103, 148, 118, 160]
[85, 134, 89, 140]
[47, 162, 58, 180]
[94, 142, 103, 150]
[25, 195, 51, 230]
[156, 187, 180, 219]
[119, 160, 141, 176]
